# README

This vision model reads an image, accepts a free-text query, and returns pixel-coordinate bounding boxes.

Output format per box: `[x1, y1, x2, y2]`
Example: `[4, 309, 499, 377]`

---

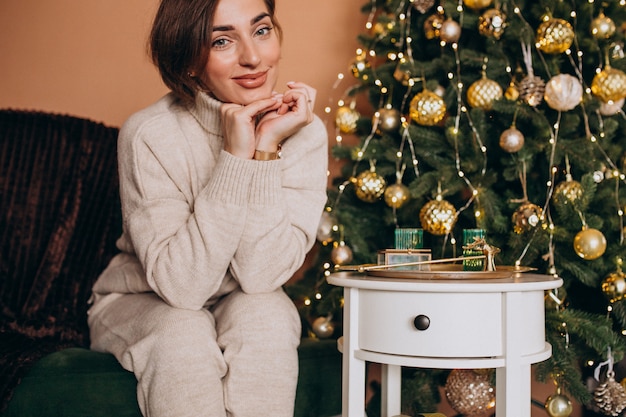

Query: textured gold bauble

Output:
[424, 13, 444, 39]
[352, 169, 387, 202]
[409, 90, 447, 126]
[545, 393, 573, 417]
[499, 126, 525, 153]
[512, 202, 543, 234]
[518, 75, 546, 107]
[553, 179, 583, 205]
[420, 196, 457, 235]
[440, 18, 462, 43]
[602, 271, 626, 303]
[311, 316, 335, 339]
[544, 74, 583, 111]
[330, 241, 353, 265]
[445, 369, 495, 415]
[412, 0, 436, 13]
[467, 77, 503, 110]
[536, 18, 575, 54]
[591, 67, 626, 103]
[463, 0, 493, 10]
[479, 9, 506, 39]
[335, 105, 360, 134]
[573, 227, 607, 260]
[591, 12, 616, 39]
[384, 182, 410, 209]
[374, 107, 401, 133]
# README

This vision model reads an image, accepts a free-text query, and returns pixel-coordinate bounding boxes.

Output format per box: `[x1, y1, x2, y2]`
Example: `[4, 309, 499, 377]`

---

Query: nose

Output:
[239, 38, 261, 67]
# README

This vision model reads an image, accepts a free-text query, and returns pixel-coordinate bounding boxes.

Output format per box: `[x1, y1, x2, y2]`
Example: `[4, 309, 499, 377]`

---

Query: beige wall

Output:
[0, 0, 364, 128]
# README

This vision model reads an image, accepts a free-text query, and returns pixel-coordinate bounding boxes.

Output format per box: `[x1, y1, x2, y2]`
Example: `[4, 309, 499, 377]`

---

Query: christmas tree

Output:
[285, 0, 626, 415]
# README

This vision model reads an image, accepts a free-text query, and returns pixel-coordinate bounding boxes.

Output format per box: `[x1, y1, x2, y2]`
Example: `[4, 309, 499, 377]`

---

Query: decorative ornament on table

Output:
[463, 0, 493, 10]
[444, 369, 495, 415]
[439, 18, 462, 44]
[519, 41, 546, 107]
[573, 224, 607, 260]
[512, 202, 544, 234]
[335, 101, 360, 134]
[351, 160, 387, 203]
[479, 8, 506, 39]
[412, 0, 435, 14]
[591, 11, 616, 40]
[499, 124, 525, 153]
[591, 64, 626, 103]
[467, 61, 503, 110]
[424, 13, 445, 40]
[535, 17, 575, 54]
[544, 74, 583, 111]
[384, 165, 410, 209]
[374, 105, 401, 134]
[311, 315, 335, 339]
[316, 209, 338, 244]
[419, 187, 458, 236]
[409, 88, 447, 126]
[601, 259, 626, 303]
[593, 347, 626, 416]
[545, 384, 573, 417]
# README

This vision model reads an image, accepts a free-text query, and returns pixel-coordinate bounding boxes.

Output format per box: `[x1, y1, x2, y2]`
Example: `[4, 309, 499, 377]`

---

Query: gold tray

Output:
[364, 264, 535, 280]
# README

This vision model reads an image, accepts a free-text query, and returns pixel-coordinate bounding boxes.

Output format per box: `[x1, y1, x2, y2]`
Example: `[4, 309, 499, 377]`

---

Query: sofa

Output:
[0, 109, 342, 417]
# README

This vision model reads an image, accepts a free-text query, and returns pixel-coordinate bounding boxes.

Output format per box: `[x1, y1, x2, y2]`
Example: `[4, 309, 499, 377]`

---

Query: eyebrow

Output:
[212, 12, 271, 33]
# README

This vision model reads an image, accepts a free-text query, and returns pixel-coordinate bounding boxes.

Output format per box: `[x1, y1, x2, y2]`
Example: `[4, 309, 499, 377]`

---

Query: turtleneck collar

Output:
[188, 91, 223, 136]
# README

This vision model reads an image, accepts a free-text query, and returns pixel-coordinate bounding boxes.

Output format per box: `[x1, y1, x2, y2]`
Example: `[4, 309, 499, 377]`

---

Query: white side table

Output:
[327, 271, 563, 417]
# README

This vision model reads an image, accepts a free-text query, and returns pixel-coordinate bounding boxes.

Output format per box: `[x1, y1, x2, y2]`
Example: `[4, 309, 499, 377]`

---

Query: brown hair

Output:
[149, 0, 282, 104]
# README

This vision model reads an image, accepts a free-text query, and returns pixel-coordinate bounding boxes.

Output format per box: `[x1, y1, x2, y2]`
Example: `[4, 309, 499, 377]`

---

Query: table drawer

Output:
[358, 289, 502, 357]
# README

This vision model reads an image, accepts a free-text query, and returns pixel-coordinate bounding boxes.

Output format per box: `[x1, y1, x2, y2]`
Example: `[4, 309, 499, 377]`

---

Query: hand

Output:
[220, 97, 282, 159]
[255, 82, 316, 151]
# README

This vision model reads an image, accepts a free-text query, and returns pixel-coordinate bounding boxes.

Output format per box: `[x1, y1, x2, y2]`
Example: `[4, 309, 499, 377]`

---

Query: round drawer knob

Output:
[413, 314, 430, 331]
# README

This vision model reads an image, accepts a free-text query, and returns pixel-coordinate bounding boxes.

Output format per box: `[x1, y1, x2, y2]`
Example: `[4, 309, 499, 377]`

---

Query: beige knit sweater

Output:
[91, 92, 328, 310]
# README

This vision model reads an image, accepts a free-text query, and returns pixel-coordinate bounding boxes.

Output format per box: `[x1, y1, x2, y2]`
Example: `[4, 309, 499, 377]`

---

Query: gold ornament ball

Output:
[573, 227, 607, 260]
[467, 77, 503, 110]
[545, 393, 573, 417]
[384, 183, 410, 209]
[553, 180, 583, 205]
[330, 241, 353, 265]
[479, 9, 506, 39]
[591, 67, 626, 103]
[544, 74, 583, 111]
[375, 107, 401, 133]
[440, 19, 461, 43]
[316, 210, 337, 244]
[602, 271, 626, 303]
[351, 53, 370, 79]
[536, 18, 575, 54]
[424, 13, 444, 39]
[409, 90, 447, 126]
[312, 316, 335, 339]
[463, 0, 493, 10]
[518, 75, 546, 107]
[499, 126, 525, 153]
[505, 80, 520, 101]
[445, 369, 495, 415]
[591, 12, 616, 39]
[420, 197, 457, 236]
[335, 105, 360, 134]
[512, 202, 543, 234]
[353, 170, 387, 202]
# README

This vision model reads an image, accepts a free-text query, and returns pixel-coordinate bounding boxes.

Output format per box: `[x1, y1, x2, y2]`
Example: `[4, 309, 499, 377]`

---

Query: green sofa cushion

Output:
[2, 338, 341, 417]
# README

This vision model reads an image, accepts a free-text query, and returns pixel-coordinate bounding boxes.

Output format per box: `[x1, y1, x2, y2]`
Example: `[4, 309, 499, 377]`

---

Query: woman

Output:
[87, 0, 328, 415]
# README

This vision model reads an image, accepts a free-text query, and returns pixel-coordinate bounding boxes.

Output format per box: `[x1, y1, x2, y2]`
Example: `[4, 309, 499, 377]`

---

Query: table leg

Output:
[342, 287, 366, 417]
[381, 364, 402, 417]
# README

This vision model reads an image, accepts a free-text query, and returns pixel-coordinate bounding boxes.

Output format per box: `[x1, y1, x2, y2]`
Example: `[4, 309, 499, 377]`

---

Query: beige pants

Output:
[88, 288, 301, 417]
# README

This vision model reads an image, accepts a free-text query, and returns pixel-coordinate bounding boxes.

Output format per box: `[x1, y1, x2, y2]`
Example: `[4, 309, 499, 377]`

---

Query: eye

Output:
[255, 25, 273, 37]
[211, 37, 231, 49]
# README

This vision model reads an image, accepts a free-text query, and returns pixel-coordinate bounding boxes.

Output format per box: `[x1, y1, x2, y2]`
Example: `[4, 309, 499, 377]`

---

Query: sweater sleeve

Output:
[118, 116, 261, 310]
[229, 116, 329, 293]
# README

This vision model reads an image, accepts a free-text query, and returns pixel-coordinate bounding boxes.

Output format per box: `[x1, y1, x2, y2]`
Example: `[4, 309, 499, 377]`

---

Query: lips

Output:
[233, 71, 268, 89]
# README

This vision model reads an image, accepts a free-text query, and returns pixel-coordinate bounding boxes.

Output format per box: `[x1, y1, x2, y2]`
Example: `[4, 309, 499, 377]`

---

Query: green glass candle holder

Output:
[463, 228, 485, 271]
[394, 228, 424, 249]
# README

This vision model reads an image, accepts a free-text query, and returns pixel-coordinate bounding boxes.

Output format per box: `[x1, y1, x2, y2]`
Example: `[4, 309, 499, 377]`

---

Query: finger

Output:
[286, 81, 317, 108]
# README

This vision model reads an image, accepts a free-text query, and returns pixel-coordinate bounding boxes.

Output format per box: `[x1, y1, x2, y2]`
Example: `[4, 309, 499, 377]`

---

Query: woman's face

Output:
[201, 0, 281, 105]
